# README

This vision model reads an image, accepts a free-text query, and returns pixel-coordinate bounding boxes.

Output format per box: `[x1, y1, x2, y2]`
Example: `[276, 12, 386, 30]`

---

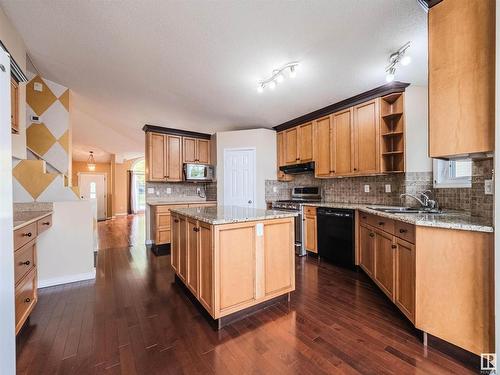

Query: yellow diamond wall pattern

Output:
[26, 76, 57, 116]
[59, 89, 70, 112]
[58, 130, 69, 154]
[13, 160, 57, 199]
[26, 123, 57, 156]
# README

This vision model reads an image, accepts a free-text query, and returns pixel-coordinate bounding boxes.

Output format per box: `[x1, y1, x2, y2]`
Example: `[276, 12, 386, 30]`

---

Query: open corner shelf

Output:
[380, 92, 405, 173]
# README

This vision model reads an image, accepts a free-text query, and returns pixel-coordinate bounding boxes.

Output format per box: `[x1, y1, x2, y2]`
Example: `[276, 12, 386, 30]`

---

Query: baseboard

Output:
[38, 270, 96, 288]
[114, 212, 127, 216]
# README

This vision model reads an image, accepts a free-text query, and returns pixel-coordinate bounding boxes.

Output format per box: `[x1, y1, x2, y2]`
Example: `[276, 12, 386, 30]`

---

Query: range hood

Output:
[279, 161, 315, 174]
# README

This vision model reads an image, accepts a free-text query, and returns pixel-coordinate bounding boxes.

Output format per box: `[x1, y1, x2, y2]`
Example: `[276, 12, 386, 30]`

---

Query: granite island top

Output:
[147, 200, 217, 206]
[301, 202, 493, 233]
[13, 210, 52, 231]
[170, 206, 298, 225]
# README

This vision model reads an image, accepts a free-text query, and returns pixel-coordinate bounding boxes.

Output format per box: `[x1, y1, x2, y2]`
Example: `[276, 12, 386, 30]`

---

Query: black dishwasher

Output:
[316, 207, 355, 269]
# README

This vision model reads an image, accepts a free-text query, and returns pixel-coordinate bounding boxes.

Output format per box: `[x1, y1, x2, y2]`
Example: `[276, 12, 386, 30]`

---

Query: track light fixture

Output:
[257, 62, 299, 93]
[385, 41, 411, 83]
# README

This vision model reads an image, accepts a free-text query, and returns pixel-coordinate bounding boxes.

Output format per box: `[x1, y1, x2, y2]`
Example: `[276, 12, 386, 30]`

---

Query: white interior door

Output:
[223, 148, 256, 208]
[79, 174, 107, 220]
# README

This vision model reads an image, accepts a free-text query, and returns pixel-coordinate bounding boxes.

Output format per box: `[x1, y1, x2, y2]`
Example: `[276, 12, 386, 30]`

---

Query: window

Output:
[89, 182, 97, 199]
[433, 159, 472, 188]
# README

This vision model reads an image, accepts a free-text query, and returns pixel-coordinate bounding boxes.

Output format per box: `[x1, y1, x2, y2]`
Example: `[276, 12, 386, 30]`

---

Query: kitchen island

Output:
[170, 206, 297, 328]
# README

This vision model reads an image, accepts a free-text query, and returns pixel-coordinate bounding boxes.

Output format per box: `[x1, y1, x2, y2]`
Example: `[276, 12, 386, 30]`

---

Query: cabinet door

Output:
[147, 133, 166, 181]
[197, 139, 211, 164]
[276, 132, 292, 181]
[166, 135, 183, 181]
[314, 116, 334, 177]
[298, 122, 313, 162]
[359, 224, 375, 277]
[395, 237, 415, 322]
[429, 0, 494, 157]
[332, 109, 353, 175]
[171, 215, 180, 272]
[198, 222, 213, 312]
[304, 214, 317, 253]
[186, 219, 199, 295]
[11, 78, 19, 133]
[183, 137, 197, 163]
[284, 127, 299, 164]
[374, 229, 395, 300]
[178, 216, 187, 281]
[353, 99, 380, 174]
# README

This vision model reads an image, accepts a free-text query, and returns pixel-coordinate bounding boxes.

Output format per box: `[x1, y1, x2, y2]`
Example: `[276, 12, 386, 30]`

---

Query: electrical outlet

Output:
[196, 187, 201, 194]
[147, 187, 154, 194]
[273, 187, 278, 193]
[364, 185, 370, 193]
[485, 179, 493, 195]
[385, 184, 391, 193]
[166, 187, 172, 194]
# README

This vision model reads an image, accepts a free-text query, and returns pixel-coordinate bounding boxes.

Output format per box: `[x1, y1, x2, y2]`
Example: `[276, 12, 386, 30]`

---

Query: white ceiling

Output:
[0, 0, 427, 158]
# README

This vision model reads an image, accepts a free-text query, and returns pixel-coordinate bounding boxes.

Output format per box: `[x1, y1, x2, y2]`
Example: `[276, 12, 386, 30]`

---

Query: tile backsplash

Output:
[266, 159, 493, 220]
[146, 181, 217, 202]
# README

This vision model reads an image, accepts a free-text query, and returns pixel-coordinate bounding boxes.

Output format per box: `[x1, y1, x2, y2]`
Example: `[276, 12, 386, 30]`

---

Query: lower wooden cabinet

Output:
[304, 206, 317, 253]
[359, 224, 375, 276]
[373, 228, 395, 300]
[186, 218, 199, 295]
[198, 222, 213, 312]
[171, 214, 180, 272]
[177, 215, 188, 282]
[15, 268, 37, 334]
[394, 237, 415, 322]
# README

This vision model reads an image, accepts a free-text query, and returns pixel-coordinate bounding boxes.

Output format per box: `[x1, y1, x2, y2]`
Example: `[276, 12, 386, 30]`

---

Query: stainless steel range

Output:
[271, 186, 321, 256]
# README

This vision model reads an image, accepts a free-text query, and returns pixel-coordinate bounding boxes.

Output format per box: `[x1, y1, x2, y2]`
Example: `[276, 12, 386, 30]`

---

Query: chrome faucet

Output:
[400, 191, 438, 210]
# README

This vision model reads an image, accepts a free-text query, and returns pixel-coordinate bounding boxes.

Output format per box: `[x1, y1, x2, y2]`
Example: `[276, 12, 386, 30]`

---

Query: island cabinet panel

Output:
[198, 222, 213, 313]
[373, 229, 395, 300]
[394, 237, 415, 322]
[263, 220, 295, 296]
[186, 219, 199, 295]
[170, 214, 180, 272]
[314, 116, 334, 177]
[332, 108, 353, 176]
[353, 99, 380, 175]
[218, 225, 256, 311]
[428, 0, 495, 158]
[359, 224, 375, 277]
[178, 216, 188, 282]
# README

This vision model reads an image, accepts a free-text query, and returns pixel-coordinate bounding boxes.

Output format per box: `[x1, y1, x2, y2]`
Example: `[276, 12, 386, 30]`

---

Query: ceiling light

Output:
[386, 68, 395, 83]
[87, 151, 96, 171]
[400, 55, 411, 66]
[257, 61, 299, 92]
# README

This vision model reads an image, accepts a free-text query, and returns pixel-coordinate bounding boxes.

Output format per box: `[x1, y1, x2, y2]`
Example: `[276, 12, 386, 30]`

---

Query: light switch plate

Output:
[147, 187, 155, 194]
[485, 179, 493, 195]
[364, 185, 370, 193]
[34, 82, 43, 92]
[256, 223, 264, 236]
[273, 187, 278, 193]
[385, 184, 391, 193]
[166, 187, 172, 194]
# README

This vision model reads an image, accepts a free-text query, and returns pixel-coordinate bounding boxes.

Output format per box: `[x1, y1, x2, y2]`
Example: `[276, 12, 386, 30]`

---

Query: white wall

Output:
[0, 6, 27, 160]
[405, 85, 432, 172]
[36, 200, 95, 288]
[215, 128, 276, 209]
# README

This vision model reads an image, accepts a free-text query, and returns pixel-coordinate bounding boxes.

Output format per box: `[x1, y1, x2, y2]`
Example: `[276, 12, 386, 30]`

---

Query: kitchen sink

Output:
[367, 206, 443, 214]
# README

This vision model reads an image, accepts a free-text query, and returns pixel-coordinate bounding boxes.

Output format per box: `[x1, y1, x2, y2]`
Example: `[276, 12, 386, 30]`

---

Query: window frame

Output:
[433, 159, 472, 189]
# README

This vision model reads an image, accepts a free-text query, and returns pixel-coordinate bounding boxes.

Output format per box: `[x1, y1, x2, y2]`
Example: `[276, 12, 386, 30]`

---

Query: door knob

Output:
[248, 200, 252, 204]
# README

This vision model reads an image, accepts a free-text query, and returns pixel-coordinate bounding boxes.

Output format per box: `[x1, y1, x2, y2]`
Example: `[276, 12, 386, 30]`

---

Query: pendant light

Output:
[87, 151, 96, 171]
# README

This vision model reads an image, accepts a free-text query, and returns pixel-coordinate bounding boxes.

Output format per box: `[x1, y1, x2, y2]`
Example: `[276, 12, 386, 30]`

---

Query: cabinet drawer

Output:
[304, 206, 316, 216]
[156, 213, 171, 228]
[157, 229, 171, 244]
[37, 214, 52, 235]
[14, 222, 37, 251]
[155, 204, 189, 214]
[394, 221, 415, 243]
[366, 214, 394, 235]
[14, 240, 36, 286]
[15, 268, 37, 334]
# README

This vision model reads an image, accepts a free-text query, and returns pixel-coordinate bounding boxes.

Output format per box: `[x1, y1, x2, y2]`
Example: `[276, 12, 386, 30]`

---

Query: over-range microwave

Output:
[183, 163, 214, 182]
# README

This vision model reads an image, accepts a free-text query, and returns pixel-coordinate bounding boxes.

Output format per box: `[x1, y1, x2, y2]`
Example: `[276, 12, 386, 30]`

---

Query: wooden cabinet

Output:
[284, 127, 298, 164]
[314, 116, 334, 177]
[186, 218, 199, 295]
[15, 268, 37, 335]
[332, 108, 353, 176]
[394, 237, 415, 322]
[359, 224, 375, 277]
[353, 99, 380, 175]
[178, 215, 187, 282]
[11, 78, 19, 133]
[276, 132, 293, 181]
[183, 137, 211, 164]
[298, 122, 313, 162]
[428, 0, 494, 158]
[166, 135, 183, 181]
[304, 206, 317, 253]
[171, 214, 180, 272]
[198, 222, 213, 312]
[373, 229, 395, 300]
[146, 133, 167, 181]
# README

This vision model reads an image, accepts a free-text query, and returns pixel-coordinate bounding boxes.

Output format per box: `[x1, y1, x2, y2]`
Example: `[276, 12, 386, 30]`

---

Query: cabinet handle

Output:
[369, 233, 375, 237]
[20, 260, 30, 266]
[24, 297, 31, 303]
[354, 168, 357, 171]
[378, 222, 385, 226]
[391, 244, 397, 249]
[42, 221, 50, 226]
[193, 227, 199, 232]
[174, 219, 179, 223]
[361, 215, 367, 219]
[399, 229, 408, 233]
[22, 232, 32, 237]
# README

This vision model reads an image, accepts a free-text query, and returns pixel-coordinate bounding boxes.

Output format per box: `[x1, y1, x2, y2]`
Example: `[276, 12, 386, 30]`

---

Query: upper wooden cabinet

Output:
[353, 99, 380, 175]
[429, 0, 495, 158]
[284, 127, 298, 164]
[183, 137, 211, 164]
[332, 108, 353, 176]
[146, 132, 167, 181]
[276, 132, 293, 181]
[166, 135, 183, 181]
[298, 122, 313, 162]
[11, 78, 19, 134]
[314, 116, 334, 178]
[282, 123, 313, 165]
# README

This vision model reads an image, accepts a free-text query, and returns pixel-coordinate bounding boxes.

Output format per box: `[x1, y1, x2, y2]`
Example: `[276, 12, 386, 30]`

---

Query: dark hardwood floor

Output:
[16, 215, 477, 374]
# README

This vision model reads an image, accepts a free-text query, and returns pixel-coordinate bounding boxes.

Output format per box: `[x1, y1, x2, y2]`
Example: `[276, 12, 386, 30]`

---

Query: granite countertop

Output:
[147, 200, 217, 206]
[300, 202, 493, 233]
[13, 210, 52, 231]
[170, 206, 298, 225]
